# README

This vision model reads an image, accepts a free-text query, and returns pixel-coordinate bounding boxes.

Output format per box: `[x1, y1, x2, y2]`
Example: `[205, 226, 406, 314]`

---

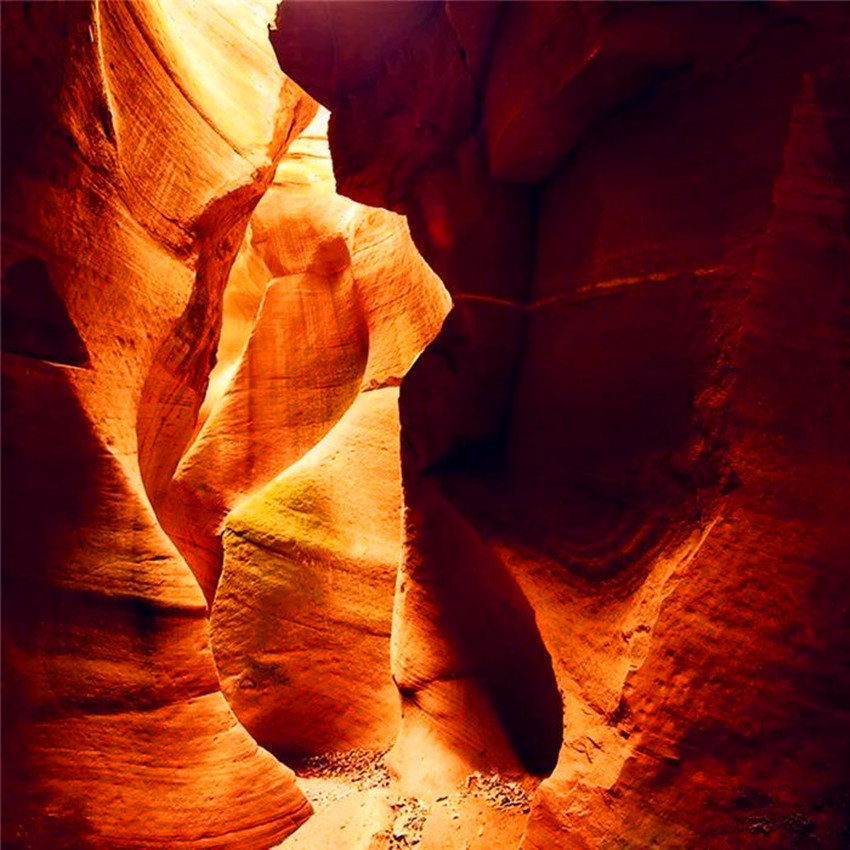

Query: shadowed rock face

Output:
[272, 1, 850, 846]
[2, 258, 91, 367]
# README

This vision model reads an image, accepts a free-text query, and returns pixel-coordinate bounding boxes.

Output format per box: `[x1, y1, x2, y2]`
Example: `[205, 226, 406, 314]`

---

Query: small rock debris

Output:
[295, 752, 533, 845]
[298, 748, 392, 790]
[464, 771, 532, 814]
[387, 797, 428, 847]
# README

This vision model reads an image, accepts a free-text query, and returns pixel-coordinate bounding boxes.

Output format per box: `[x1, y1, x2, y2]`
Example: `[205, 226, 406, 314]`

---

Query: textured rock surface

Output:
[159, 108, 450, 603]
[3, 3, 450, 845]
[212, 388, 404, 760]
[4, 1, 849, 848]
[173, 110, 449, 757]
[273, 1, 850, 847]
[1, 1, 315, 846]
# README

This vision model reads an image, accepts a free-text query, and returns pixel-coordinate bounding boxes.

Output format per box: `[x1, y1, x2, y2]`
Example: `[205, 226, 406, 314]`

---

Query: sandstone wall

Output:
[1, 2, 315, 846]
[272, 2, 850, 846]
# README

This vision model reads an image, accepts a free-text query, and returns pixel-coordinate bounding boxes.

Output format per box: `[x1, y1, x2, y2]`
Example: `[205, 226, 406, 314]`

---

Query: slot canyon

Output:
[1, 1, 849, 847]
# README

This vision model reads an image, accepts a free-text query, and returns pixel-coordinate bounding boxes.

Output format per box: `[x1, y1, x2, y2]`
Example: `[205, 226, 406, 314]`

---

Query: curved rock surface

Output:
[3, 3, 450, 845]
[273, 2, 850, 846]
[4, 1, 849, 848]
[158, 108, 450, 603]
[2, 1, 315, 846]
[201, 116, 449, 757]
[213, 387, 403, 760]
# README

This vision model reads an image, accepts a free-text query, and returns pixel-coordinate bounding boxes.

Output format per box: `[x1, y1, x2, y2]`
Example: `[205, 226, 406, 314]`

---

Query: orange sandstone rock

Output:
[212, 388, 404, 761]
[4, 1, 849, 848]
[157, 109, 450, 603]
[2, 1, 314, 846]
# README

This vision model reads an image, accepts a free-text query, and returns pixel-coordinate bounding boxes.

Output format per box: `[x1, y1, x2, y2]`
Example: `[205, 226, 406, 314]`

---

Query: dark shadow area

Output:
[406, 481, 564, 776]
[2, 258, 91, 367]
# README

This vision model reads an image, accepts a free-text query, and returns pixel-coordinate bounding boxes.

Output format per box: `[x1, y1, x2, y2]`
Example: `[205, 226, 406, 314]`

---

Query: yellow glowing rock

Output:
[212, 388, 404, 759]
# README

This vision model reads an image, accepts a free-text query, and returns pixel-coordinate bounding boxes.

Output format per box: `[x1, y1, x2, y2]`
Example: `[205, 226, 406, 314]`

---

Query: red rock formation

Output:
[157, 109, 449, 758]
[212, 387, 404, 760]
[1, 1, 315, 846]
[2, 2, 450, 845]
[272, 1, 850, 846]
[4, 0, 849, 848]
[157, 110, 449, 603]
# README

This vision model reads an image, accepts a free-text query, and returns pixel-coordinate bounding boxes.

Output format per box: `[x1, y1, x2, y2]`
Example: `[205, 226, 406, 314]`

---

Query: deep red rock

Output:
[271, 2, 850, 846]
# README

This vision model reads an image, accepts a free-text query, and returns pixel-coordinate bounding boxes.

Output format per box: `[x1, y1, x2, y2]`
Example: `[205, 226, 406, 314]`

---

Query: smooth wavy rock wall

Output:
[2, 1, 311, 846]
[272, 2, 850, 847]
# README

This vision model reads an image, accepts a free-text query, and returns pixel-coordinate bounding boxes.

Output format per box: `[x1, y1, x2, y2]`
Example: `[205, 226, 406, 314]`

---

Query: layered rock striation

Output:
[2, 1, 315, 846]
[3, 1, 849, 848]
[272, 2, 850, 846]
[2, 2, 450, 846]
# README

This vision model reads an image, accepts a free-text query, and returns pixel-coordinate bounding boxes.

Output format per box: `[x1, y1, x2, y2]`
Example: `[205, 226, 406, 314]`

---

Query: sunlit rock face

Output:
[159, 109, 449, 606]
[273, 1, 850, 846]
[203, 112, 450, 759]
[213, 387, 404, 760]
[0, 1, 318, 846]
[2, 1, 451, 845]
[3, 0, 848, 847]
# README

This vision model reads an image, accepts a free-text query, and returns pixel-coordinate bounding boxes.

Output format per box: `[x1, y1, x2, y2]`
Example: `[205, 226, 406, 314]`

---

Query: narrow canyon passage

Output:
[2, 2, 850, 849]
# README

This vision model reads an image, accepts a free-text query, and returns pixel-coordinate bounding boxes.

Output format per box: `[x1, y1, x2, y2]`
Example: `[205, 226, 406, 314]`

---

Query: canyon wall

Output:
[204, 109, 450, 762]
[0, 3, 316, 847]
[1, 2, 320, 845]
[2, 1, 450, 845]
[272, 1, 850, 846]
[3, 0, 849, 848]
